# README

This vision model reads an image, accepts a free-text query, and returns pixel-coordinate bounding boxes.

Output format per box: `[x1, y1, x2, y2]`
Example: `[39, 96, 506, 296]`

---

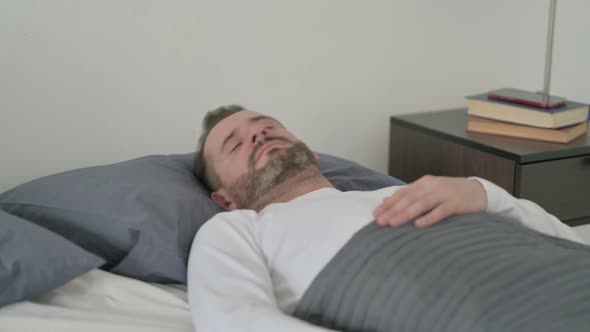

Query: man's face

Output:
[203, 111, 317, 210]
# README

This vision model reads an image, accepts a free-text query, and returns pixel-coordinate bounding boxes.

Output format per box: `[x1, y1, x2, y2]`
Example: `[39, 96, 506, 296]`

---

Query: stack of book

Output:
[465, 93, 590, 143]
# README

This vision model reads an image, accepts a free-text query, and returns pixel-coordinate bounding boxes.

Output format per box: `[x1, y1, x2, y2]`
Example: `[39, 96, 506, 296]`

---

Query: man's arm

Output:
[187, 212, 340, 332]
[373, 175, 487, 227]
[473, 176, 584, 244]
[373, 175, 584, 244]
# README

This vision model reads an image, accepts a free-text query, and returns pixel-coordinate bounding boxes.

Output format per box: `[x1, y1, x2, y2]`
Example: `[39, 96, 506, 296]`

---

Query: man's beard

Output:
[226, 137, 319, 210]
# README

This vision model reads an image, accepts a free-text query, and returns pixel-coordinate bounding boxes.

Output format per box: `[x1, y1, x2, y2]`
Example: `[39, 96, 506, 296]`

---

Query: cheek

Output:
[218, 157, 250, 185]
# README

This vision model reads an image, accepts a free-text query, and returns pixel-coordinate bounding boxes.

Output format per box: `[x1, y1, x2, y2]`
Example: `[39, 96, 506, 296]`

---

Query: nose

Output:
[249, 126, 269, 146]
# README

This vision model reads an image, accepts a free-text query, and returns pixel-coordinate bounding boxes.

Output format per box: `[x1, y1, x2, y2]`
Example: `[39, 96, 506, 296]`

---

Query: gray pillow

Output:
[317, 153, 405, 190]
[0, 210, 104, 307]
[0, 152, 404, 284]
[0, 153, 219, 284]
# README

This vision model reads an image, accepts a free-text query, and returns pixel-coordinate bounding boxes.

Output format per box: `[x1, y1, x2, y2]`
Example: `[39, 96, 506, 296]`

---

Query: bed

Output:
[0, 269, 192, 332]
[0, 152, 404, 331]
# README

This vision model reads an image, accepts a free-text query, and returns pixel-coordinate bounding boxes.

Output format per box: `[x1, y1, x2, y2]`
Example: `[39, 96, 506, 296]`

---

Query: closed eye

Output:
[231, 142, 242, 153]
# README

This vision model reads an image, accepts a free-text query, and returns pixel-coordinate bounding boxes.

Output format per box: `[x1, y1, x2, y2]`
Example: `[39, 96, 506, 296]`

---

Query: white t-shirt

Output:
[187, 178, 583, 332]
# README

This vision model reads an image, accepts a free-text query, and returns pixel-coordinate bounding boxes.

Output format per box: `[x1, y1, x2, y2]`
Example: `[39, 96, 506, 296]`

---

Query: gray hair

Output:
[193, 105, 246, 191]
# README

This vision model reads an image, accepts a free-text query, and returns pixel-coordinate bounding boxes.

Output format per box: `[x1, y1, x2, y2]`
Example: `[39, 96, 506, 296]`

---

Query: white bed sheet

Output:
[0, 269, 193, 332]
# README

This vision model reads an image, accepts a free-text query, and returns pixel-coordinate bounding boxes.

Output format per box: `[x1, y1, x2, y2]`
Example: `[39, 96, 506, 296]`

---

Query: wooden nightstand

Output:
[389, 109, 590, 226]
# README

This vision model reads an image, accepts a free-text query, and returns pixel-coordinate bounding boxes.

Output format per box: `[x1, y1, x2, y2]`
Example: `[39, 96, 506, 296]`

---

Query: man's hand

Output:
[373, 175, 488, 228]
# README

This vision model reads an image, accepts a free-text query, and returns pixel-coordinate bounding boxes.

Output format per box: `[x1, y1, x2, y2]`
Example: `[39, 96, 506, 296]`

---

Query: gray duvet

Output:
[293, 214, 590, 332]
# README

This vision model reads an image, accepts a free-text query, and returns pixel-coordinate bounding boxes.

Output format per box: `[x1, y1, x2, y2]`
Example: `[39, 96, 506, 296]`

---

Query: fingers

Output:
[373, 175, 487, 229]
[377, 195, 436, 226]
[373, 186, 413, 219]
[375, 196, 451, 228]
[376, 179, 432, 212]
[372, 186, 412, 223]
[373, 175, 453, 228]
[414, 204, 452, 228]
[374, 191, 439, 227]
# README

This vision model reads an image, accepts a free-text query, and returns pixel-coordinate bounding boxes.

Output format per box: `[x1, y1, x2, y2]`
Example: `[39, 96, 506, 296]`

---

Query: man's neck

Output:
[249, 171, 334, 212]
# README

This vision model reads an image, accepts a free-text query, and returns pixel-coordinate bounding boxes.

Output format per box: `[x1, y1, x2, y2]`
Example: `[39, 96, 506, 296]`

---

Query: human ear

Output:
[211, 189, 237, 211]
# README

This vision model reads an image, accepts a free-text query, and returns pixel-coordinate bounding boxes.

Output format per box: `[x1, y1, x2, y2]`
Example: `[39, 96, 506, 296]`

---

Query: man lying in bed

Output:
[187, 105, 588, 332]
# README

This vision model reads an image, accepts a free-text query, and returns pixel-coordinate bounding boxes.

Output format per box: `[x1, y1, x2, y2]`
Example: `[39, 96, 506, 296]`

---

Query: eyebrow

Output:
[220, 115, 277, 153]
[248, 115, 275, 124]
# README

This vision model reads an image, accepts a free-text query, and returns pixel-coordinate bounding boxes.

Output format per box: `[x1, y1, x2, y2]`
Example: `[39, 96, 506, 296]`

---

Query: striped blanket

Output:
[294, 214, 590, 332]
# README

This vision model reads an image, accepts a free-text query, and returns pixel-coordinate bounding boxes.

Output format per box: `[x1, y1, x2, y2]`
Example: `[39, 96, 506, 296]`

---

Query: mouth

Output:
[256, 141, 284, 162]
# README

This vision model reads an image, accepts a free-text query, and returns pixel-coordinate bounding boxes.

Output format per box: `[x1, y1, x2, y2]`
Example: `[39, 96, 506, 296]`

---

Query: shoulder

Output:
[188, 209, 266, 278]
[192, 209, 260, 248]
[344, 184, 404, 201]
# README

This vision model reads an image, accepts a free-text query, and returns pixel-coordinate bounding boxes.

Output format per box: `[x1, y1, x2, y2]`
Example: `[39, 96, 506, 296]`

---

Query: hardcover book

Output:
[467, 116, 588, 144]
[466, 93, 589, 128]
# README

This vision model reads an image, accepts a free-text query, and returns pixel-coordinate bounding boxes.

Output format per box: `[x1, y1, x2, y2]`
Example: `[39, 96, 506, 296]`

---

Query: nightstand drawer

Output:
[516, 155, 590, 224]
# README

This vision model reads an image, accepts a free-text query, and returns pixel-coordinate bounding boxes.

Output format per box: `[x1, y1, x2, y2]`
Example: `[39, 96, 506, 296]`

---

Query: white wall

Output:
[0, 0, 588, 194]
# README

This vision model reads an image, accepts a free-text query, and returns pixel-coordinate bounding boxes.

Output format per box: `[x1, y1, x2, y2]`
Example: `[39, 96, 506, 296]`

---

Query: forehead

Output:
[203, 110, 266, 157]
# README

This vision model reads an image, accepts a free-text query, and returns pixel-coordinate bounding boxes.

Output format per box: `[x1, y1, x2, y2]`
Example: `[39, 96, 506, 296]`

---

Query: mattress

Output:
[0, 269, 193, 332]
